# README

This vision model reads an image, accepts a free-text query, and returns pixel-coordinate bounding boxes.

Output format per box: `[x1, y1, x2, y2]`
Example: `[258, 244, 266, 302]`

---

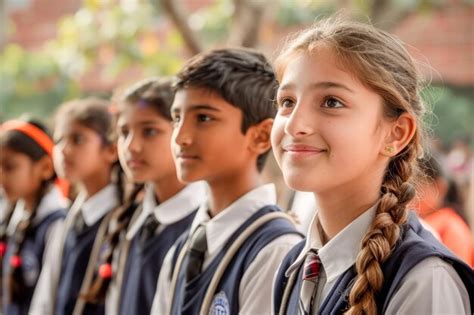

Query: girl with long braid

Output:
[0, 119, 68, 315]
[82, 78, 206, 315]
[29, 98, 122, 315]
[271, 17, 473, 314]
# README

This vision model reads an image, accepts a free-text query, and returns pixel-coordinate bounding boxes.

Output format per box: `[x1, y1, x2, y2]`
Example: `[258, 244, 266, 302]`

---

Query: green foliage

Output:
[1, 0, 184, 121]
[0, 44, 80, 122]
[422, 85, 473, 146]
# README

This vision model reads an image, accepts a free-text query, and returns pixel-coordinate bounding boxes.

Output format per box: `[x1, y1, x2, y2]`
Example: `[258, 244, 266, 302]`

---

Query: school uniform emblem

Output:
[209, 291, 230, 315]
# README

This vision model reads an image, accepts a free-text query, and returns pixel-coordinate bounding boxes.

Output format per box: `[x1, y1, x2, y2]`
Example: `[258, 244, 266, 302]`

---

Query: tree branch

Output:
[228, 0, 269, 48]
[158, 0, 203, 55]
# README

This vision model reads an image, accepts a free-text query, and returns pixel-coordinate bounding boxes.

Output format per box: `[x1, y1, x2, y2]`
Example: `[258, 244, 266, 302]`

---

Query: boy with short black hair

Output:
[151, 48, 303, 315]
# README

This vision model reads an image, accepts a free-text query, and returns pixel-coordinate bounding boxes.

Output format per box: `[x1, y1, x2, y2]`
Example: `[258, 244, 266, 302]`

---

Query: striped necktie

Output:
[299, 249, 322, 315]
[139, 214, 159, 245]
[185, 224, 207, 282]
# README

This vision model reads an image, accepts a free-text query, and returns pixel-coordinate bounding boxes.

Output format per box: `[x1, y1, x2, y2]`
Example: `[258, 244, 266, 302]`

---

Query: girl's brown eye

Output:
[280, 99, 294, 109]
[323, 97, 344, 108]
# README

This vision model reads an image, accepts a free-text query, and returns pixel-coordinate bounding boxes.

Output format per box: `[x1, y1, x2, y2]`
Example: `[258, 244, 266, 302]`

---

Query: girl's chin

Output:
[284, 175, 317, 193]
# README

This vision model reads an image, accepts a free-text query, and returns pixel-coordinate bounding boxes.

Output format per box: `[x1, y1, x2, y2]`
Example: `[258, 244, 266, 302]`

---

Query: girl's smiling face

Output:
[271, 47, 392, 195]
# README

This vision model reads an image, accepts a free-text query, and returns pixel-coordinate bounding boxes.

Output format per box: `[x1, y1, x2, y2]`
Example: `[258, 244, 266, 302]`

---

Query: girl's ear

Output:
[248, 118, 273, 155]
[381, 113, 416, 157]
[103, 143, 119, 164]
[37, 156, 55, 181]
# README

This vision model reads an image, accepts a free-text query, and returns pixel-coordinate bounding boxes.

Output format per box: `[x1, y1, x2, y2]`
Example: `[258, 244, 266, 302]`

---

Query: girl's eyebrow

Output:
[279, 81, 355, 93]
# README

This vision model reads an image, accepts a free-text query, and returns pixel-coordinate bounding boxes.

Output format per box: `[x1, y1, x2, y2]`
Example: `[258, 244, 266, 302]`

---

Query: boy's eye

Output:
[323, 97, 344, 108]
[197, 114, 211, 122]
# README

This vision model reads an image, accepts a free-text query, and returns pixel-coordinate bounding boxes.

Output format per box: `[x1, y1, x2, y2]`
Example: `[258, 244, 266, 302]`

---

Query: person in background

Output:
[0, 119, 68, 315]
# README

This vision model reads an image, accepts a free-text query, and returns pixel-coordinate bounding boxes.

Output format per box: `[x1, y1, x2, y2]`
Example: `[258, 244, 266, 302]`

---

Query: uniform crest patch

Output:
[209, 291, 230, 315]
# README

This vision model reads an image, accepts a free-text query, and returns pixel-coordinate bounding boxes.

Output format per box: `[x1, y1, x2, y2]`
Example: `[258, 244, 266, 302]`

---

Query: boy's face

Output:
[171, 87, 253, 184]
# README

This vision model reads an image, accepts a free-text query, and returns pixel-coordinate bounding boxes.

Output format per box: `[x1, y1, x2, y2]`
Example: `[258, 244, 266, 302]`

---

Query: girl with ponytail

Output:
[79, 77, 206, 315]
[271, 16, 473, 314]
[29, 98, 122, 315]
[0, 119, 68, 315]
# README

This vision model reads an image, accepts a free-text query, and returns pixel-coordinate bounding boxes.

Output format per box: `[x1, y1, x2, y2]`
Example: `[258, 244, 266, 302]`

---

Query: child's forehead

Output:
[172, 87, 235, 112]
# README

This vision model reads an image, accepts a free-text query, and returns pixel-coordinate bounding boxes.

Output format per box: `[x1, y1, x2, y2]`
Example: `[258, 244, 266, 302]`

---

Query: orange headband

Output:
[1, 120, 54, 156]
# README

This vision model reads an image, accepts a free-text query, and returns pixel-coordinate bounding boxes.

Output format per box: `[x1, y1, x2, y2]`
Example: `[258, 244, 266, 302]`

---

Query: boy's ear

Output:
[381, 113, 416, 157]
[248, 118, 273, 154]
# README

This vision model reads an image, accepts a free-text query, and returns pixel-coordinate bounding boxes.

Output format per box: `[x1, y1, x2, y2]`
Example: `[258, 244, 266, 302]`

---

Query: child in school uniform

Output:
[271, 17, 473, 314]
[29, 98, 122, 315]
[79, 77, 206, 315]
[0, 119, 68, 315]
[151, 48, 303, 315]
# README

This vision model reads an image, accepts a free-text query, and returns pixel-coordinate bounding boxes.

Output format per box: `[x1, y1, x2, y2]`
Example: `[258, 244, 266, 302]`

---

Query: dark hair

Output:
[115, 77, 175, 121]
[81, 79, 176, 303]
[55, 98, 116, 145]
[0, 119, 55, 303]
[174, 48, 278, 171]
[275, 17, 427, 314]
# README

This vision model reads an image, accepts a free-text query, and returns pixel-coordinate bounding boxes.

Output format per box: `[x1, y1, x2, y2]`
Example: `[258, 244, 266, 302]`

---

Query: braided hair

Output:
[82, 78, 175, 303]
[0, 119, 57, 303]
[275, 16, 426, 314]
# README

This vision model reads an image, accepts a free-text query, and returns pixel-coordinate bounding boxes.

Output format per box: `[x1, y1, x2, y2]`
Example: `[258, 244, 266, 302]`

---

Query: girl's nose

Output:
[284, 103, 315, 137]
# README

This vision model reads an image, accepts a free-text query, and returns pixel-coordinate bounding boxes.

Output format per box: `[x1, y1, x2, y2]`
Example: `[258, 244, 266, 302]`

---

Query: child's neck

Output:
[82, 170, 112, 197]
[23, 184, 51, 213]
[207, 169, 261, 217]
[315, 180, 382, 243]
[153, 175, 186, 204]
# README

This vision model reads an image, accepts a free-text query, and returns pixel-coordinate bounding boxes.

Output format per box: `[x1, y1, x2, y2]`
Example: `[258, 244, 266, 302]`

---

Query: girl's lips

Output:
[127, 159, 147, 169]
[282, 144, 326, 153]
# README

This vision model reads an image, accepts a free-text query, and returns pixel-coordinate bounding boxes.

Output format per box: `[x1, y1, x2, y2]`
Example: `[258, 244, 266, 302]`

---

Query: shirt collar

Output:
[286, 202, 378, 283]
[0, 197, 11, 223]
[190, 183, 277, 258]
[6, 187, 69, 234]
[80, 184, 120, 226]
[126, 181, 207, 240]
[33, 186, 69, 224]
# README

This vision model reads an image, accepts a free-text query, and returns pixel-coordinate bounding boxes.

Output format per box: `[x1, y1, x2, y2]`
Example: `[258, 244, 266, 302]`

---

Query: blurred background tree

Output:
[0, 0, 472, 148]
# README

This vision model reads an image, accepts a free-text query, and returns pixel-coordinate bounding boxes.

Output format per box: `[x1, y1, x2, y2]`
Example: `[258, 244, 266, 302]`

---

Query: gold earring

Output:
[385, 146, 395, 154]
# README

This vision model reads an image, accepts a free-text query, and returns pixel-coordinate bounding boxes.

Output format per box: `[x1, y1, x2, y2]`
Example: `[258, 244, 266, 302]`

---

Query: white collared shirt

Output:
[0, 194, 11, 224]
[6, 186, 68, 236]
[126, 181, 207, 240]
[29, 184, 120, 315]
[281, 204, 471, 314]
[105, 182, 207, 315]
[151, 183, 303, 315]
[78, 184, 120, 227]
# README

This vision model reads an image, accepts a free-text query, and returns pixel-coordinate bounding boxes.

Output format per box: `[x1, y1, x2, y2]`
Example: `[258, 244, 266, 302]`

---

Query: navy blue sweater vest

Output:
[118, 209, 197, 315]
[2, 209, 66, 315]
[55, 218, 104, 315]
[170, 206, 302, 315]
[273, 212, 474, 315]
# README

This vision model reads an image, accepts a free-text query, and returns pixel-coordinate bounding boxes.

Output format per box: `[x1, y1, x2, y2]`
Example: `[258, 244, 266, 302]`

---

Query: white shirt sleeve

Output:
[150, 245, 175, 315]
[385, 256, 471, 315]
[29, 220, 65, 315]
[239, 233, 303, 315]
